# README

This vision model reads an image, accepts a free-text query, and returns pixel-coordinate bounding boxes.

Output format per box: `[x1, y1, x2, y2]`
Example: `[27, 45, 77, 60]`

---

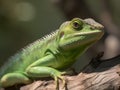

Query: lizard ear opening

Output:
[59, 31, 64, 38]
[56, 31, 64, 42]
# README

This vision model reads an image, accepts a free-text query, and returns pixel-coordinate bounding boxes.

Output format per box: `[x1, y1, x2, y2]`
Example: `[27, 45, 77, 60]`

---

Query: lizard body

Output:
[0, 18, 104, 89]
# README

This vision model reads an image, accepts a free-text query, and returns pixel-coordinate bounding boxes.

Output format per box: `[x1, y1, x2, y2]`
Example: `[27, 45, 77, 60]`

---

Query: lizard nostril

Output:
[90, 26, 96, 30]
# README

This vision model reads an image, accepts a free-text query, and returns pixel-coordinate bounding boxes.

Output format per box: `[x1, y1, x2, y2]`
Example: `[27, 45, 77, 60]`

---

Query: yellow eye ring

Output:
[71, 18, 83, 30]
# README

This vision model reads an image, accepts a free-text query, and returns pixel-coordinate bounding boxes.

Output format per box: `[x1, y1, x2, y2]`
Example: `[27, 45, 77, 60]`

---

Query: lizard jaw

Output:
[59, 30, 104, 50]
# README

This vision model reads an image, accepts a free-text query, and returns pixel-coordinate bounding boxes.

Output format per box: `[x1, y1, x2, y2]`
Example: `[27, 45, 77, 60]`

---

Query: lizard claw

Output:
[54, 75, 66, 90]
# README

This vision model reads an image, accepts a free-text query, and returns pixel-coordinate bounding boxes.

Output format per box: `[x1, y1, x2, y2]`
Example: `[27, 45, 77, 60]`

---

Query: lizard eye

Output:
[72, 20, 83, 30]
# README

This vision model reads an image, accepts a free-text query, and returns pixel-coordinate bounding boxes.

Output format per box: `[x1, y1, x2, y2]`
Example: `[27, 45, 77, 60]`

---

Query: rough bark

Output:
[2, 55, 120, 90]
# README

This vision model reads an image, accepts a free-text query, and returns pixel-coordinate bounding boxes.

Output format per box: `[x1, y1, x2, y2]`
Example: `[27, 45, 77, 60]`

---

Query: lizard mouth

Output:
[66, 30, 104, 40]
[73, 30, 103, 36]
[60, 30, 104, 50]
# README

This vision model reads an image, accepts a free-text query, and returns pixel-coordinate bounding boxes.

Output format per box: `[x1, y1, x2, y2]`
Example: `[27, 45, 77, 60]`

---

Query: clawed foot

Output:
[54, 75, 67, 90]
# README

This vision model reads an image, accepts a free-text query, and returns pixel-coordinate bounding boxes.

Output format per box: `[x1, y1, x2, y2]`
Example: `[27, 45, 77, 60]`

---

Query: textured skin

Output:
[0, 18, 104, 89]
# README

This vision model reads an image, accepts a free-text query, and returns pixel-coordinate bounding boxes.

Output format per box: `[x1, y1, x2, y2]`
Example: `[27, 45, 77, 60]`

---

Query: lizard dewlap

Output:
[0, 18, 104, 89]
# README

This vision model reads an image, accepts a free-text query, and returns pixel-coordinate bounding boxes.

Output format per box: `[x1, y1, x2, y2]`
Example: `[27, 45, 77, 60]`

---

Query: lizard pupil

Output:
[73, 22, 79, 29]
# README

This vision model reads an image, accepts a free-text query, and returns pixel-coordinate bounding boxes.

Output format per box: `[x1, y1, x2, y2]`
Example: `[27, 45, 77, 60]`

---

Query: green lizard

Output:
[0, 18, 104, 89]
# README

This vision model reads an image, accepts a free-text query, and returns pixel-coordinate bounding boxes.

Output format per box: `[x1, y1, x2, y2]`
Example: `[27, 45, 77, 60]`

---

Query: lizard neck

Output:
[54, 46, 88, 70]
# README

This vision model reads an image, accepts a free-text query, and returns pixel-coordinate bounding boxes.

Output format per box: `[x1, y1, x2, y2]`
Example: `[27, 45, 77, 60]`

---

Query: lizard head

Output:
[57, 18, 104, 50]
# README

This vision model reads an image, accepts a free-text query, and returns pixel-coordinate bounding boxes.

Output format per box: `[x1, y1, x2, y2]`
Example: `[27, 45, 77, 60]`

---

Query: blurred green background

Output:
[0, 0, 120, 72]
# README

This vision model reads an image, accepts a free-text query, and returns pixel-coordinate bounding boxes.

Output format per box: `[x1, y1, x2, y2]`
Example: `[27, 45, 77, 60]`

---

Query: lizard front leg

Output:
[26, 54, 66, 90]
[26, 66, 65, 90]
